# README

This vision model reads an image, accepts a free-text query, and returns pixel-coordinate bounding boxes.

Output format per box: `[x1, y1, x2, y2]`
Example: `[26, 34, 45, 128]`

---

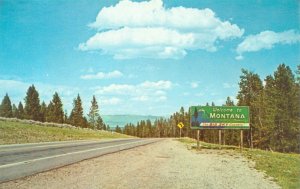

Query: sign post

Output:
[240, 130, 243, 151]
[218, 130, 221, 149]
[177, 122, 184, 138]
[197, 130, 200, 150]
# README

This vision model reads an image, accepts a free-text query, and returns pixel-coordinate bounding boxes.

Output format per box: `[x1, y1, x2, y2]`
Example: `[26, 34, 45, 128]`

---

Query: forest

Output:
[0, 64, 299, 153]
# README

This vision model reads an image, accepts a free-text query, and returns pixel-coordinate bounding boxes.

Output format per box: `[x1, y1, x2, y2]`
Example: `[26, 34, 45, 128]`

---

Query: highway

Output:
[0, 138, 160, 183]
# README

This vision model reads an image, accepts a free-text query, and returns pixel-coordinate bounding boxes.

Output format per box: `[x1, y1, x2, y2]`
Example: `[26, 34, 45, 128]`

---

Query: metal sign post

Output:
[240, 130, 243, 152]
[197, 130, 200, 150]
[177, 122, 184, 138]
[218, 130, 221, 149]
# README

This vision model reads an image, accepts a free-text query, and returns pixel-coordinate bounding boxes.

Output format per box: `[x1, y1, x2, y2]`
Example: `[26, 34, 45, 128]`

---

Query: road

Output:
[0, 139, 280, 189]
[0, 138, 160, 183]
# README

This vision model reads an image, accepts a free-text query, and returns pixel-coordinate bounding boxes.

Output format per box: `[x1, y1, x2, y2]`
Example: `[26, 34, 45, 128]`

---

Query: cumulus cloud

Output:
[79, 0, 244, 59]
[236, 30, 300, 60]
[94, 80, 171, 102]
[100, 97, 122, 105]
[80, 70, 123, 80]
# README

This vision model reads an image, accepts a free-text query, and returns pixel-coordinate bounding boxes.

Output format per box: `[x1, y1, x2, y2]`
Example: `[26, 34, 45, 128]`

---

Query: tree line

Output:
[1, 64, 299, 152]
[0, 86, 109, 130]
[117, 64, 300, 153]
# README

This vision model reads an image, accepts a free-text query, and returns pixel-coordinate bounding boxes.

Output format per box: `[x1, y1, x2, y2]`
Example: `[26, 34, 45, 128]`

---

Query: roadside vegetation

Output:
[0, 119, 131, 145]
[178, 137, 300, 189]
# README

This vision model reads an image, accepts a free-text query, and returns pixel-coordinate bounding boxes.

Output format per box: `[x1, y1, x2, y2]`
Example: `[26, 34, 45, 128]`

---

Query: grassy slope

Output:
[0, 120, 132, 145]
[178, 137, 300, 189]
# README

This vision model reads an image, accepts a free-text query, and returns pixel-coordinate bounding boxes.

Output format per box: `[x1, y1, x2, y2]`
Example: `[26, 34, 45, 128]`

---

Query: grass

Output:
[177, 137, 300, 189]
[0, 120, 132, 145]
[242, 149, 300, 189]
[177, 137, 238, 150]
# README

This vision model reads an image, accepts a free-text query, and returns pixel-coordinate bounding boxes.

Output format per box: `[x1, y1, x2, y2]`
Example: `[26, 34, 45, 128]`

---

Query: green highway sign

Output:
[190, 106, 250, 130]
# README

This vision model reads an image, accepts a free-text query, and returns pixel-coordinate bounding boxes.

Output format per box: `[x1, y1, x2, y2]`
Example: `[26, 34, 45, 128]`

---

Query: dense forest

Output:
[0, 64, 299, 152]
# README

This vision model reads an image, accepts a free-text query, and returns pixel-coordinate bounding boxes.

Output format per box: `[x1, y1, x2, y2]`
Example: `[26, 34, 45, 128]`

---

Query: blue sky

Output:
[0, 0, 299, 116]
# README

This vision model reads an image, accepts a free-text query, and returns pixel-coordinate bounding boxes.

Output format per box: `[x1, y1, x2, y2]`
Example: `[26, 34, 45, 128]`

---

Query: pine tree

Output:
[88, 96, 100, 129]
[272, 64, 299, 152]
[24, 85, 41, 121]
[47, 92, 64, 123]
[237, 69, 263, 148]
[17, 102, 24, 119]
[64, 110, 69, 124]
[96, 116, 105, 130]
[69, 94, 85, 127]
[0, 93, 13, 118]
[40, 101, 47, 122]
[260, 75, 277, 150]
[115, 125, 122, 133]
[12, 104, 17, 118]
[225, 96, 234, 106]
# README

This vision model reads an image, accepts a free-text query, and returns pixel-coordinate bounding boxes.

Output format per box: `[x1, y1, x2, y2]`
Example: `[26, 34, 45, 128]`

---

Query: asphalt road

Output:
[0, 138, 160, 183]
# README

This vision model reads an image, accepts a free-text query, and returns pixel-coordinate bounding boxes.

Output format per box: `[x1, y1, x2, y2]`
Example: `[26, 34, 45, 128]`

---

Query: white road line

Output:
[0, 139, 154, 169]
[0, 139, 134, 152]
[0, 139, 130, 149]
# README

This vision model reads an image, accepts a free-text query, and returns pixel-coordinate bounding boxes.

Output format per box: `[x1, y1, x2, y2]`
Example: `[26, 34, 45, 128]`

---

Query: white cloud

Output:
[79, 0, 244, 59]
[236, 30, 300, 60]
[100, 97, 122, 105]
[95, 84, 135, 95]
[140, 80, 172, 89]
[132, 95, 149, 102]
[190, 82, 199, 88]
[80, 70, 123, 80]
[94, 80, 172, 102]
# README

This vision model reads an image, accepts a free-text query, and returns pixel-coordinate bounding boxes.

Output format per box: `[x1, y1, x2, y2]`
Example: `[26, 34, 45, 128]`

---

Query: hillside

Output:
[0, 118, 132, 145]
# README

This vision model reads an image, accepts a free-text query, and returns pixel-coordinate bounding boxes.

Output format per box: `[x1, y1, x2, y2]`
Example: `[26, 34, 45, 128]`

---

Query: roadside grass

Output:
[177, 137, 300, 189]
[242, 149, 300, 189]
[0, 120, 132, 145]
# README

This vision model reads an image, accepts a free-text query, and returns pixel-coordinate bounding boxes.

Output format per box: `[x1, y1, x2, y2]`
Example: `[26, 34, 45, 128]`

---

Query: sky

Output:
[0, 0, 299, 116]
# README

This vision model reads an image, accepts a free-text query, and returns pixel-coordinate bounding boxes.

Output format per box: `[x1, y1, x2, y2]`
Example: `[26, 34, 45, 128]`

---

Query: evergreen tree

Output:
[69, 94, 85, 127]
[115, 125, 122, 133]
[24, 85, 41, 121]
[17, 102, 24, 119]
[40, 101, 47, 122]
[12, 104, 17, 118]
[47, 92, 64, 123]
[88, 96, 100, 129]
[96, 116, 105, 130]
[0, 93, 13, 118]
[237, 69, 263, 148]
[64, 110, 69, 124]
[272, 64, 299, 152]
[225, 96, 235, 106]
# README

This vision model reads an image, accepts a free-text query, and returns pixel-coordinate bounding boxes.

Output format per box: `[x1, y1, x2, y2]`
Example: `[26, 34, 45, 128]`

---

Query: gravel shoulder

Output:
[0, 139, 280, 189]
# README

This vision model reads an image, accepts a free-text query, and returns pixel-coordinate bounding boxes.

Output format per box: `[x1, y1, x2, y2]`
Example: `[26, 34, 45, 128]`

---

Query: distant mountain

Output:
[102, 115, 161, 128]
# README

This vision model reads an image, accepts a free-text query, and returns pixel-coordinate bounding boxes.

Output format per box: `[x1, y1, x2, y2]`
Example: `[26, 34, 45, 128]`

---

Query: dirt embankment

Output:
[0, 139, 280, 189]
